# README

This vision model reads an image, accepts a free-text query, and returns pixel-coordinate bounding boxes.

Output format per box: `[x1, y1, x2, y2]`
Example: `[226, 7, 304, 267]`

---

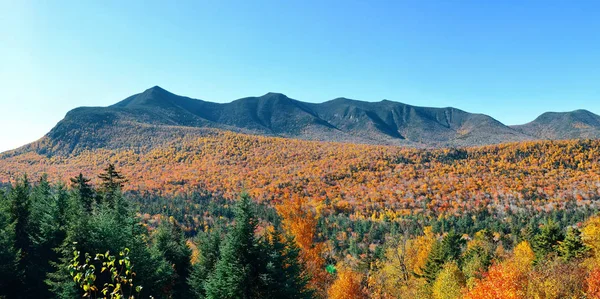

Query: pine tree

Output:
[262, 229, 314, 299]
[557, 227, 588, 261]
[70, 173, 95, 212]
[98, 164, 128, 205]
[48, 174, 173, 299]
[532, 219, 564, 262]
[188, 228, 222, 299]
[0, 189, 21, 298]
[422, 231, 464, 283]
[204, 193, 259, 299]
[9, 175, 32, 296]
[28, 175, 65, 298]
[153, 218, 193, 299]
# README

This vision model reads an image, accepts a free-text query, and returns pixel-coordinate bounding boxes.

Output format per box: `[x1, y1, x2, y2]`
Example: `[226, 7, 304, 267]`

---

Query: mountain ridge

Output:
[5, 86, 600, 156]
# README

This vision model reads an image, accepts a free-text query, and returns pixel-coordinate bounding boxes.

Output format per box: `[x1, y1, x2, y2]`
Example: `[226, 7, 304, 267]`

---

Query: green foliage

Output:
[204, 194, 260, 299]
[532, 219, 564, 262]
[262, 230, 314, 299]
[188, 228, 222, 299]
[203, 193, 314, 299]
[98, 164, 128, 206]
[152, 219, 193, 299]
[422, 231, 464, 283]
[0, 189, 21, 298]
[70, 173, 95, 212]
[557, 227, 588, 261]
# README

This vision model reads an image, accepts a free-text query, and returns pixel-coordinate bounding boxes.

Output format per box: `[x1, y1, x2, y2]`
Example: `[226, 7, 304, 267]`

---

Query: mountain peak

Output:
[112, 86, 177, 108]
[261, 92, 290, 99]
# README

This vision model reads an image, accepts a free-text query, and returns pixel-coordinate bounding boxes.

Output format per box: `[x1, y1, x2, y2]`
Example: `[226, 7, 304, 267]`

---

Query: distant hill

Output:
[512, 110, 600, 140]
[4, 86, 600, 156]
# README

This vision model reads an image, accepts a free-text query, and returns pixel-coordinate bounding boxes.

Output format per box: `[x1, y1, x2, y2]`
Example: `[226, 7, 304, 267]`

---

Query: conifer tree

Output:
[532, 219, 564, 262]
[188, 228, 222, 299]
[153, 218, 193, 298]
[70, 173, 95, 212]
[557, 227, 588, 261]
[0, 189, 21, 298]
[204, 193, 259, 299]
[262, 229, 314, 299]
[8, 175, 32, 295]
[28, 175, 66, 298]
[422, 231, 464, 283]
[98, 164, 128, 205]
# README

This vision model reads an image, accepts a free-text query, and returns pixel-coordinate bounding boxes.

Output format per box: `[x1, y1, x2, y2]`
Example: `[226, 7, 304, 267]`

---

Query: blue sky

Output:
[1, 0, 600, 152]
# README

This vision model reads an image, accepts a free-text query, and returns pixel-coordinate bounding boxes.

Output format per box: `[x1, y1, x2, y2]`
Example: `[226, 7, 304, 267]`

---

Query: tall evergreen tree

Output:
[48, 172, 173, 299]
[98, 164, 128, 205]
[188, 228, 222, 299]
[8, 175, 32, 296]
[532, 219, 564, 262]
[0, 189, 21, 298]
[28, 175, 66, 298]
[70, 173, 95, 212]
[204, 193, 260, 299]
[262, 229, 314, 299]
[557, 226, 588, 261]
[422, 231, 464, 283]
[153, 218, 193, 299]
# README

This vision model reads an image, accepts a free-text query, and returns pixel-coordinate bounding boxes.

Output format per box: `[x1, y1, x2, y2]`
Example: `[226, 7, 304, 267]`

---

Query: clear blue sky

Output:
[1, 0, 600, 152]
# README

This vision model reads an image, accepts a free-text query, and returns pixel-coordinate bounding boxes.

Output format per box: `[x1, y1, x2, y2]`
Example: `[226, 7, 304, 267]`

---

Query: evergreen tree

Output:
[70, 173, 95, 212]
[48, 174, 173, 299]
[188, 228, 222, 299]
[0, 189, 21, 298]
[204, 193, 260, 299]
[98, 164, 128, 205]
[557, 227, 588, 261]
[422, 231, 464, 283]
[262, 229, 314, 299]
[9, 175, 32, 296]
[28, 175, 66, 298]
[153, 218, 193, 299]
[532, 219, 564, 262]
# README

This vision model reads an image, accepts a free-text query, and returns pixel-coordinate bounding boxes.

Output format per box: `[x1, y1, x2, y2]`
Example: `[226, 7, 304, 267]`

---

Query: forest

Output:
[1, 160, 600, 298]
[2, 133, 600, 298]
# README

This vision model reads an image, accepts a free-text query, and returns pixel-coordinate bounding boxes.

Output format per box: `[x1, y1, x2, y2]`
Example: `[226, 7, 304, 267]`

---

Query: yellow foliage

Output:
[432, 262, 466, 299]
[512, 241, 535, 273]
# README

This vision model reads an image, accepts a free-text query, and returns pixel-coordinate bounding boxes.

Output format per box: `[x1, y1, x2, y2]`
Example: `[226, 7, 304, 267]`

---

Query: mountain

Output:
[16, 86, 535, 155]
[512, 110, 600, 140]
[5, 86, 600, 156]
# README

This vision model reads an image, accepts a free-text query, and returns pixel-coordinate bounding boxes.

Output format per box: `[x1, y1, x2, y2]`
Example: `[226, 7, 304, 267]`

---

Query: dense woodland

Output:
[2, 133, 600, 298]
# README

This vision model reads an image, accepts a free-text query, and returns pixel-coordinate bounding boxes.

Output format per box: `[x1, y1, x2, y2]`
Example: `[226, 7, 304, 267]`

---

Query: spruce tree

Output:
[98, 164, 128, 205]
[188, 228, 222, 299]
[262, 229, 314, 299]
[48, 171, 173, 299]
[0, 189, 21, 298]
[70, 173, 95, 212]
[204, 193, 259, 299]
[557, 227, 588, 261]
[532, 219, 564, 261]
[153, 218, 193, 298]
[28, 175, 65, 298]
[422, 231, 464, 283]
[9, 175, 32, 296]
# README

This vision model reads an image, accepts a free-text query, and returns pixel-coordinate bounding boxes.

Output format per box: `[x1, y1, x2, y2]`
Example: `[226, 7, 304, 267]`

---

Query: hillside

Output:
[2, 130, 600, 218]
[512, 109, 600, 140]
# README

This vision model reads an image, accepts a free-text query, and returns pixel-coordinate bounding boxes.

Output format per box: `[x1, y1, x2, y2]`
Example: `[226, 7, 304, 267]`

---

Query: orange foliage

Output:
[588, 267, 600, 299]
[2, 132, 600, 220]
[276, 194, 331, 297]
[328, 267, 367, 299]
[464, 241, 534, 299]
